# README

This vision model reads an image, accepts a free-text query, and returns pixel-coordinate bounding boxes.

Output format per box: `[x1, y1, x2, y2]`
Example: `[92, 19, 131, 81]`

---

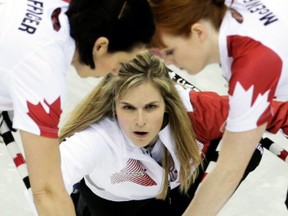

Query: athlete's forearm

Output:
[33, 189, 76, 216]
[183, 163, 243, 215]
[183, 126, 266, 215]
[20, 131, 76, 216]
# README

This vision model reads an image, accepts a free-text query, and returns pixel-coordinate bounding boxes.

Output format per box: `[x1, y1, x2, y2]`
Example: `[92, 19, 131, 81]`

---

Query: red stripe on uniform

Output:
[14, 153, 26, 167]
[279, 150, 288, 161]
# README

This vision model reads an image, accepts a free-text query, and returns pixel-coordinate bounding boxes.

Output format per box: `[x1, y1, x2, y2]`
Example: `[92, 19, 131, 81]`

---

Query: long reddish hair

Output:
[149, 0, 227, 48]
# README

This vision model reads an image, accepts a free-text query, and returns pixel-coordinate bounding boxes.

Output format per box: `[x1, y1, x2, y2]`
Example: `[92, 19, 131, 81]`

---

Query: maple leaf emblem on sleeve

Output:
[26, 97, 62, 138]
[227, 82, 270, 130]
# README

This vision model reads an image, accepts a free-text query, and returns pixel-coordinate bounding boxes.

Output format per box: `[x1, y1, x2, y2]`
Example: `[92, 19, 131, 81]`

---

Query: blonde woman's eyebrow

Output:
[119, 101, 161, 106]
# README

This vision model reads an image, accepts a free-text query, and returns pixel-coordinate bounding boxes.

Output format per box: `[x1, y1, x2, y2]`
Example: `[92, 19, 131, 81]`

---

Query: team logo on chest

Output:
[111, 159, 156, 186]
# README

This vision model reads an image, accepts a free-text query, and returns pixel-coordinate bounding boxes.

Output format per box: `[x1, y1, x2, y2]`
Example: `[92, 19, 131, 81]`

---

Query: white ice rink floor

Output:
[1, 64, 287, 216]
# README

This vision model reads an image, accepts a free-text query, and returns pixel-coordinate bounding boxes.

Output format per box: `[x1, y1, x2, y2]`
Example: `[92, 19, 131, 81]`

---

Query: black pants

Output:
[75, 178, 195, 216]
[72, 139, 263, 216]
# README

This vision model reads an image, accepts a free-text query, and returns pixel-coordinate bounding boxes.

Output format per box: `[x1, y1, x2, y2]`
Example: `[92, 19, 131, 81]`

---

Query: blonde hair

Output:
[60, 51, 201, 199]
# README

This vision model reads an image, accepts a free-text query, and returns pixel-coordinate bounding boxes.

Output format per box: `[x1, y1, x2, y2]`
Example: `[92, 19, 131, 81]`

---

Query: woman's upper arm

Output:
[227, 36, 282, 133]
[60, 131, 99, 194]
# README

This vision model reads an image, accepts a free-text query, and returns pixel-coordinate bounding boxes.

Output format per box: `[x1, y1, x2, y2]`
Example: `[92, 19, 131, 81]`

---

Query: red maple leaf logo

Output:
[26, 97, 62, 138]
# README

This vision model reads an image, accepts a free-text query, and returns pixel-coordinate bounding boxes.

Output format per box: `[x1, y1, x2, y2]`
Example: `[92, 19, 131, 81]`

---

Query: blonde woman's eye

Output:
[122, 105, 135, 110]
[146, 104, 157, 110]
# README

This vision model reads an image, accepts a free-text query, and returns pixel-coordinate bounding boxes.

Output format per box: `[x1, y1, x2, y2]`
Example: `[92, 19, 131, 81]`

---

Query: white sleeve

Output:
[60, 128, 101, 194]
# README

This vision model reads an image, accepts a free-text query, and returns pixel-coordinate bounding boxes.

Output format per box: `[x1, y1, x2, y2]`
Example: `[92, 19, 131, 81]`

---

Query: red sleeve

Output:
[189, 90, 288, 144]
[188, 90, 228, 144]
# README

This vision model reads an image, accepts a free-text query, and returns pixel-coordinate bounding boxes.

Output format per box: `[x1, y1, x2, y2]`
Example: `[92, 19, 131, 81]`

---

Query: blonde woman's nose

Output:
[135, 111, 146, 127]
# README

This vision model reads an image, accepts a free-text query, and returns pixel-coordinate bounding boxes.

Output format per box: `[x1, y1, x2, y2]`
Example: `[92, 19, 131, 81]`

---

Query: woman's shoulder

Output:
[82, 117, 125, 145]
[63, 117, 125, 152]
[89, 117, 120, 132]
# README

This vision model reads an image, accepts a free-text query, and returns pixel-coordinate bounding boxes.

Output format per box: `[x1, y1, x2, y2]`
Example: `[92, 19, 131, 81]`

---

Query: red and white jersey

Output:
[220, 0, 288, 132]
[61, 117, 187, 201]
[60, 85, 288, 201]
[178, 85, 288, 154]
[0, 0, 75, 138]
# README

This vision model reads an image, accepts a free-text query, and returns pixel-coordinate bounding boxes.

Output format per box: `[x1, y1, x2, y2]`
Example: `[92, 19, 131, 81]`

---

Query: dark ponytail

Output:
[212, 0, 226, 7]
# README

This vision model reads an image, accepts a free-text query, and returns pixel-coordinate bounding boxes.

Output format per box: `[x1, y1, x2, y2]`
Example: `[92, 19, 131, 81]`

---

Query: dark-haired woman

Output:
[0, 0, 155, 215]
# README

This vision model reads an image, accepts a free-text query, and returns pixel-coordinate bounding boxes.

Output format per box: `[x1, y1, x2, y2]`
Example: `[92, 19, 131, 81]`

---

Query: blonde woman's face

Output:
[115, 81, 166, 148]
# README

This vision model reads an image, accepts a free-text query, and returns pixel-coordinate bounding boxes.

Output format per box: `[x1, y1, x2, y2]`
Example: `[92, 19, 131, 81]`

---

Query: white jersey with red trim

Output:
[61, 117, 185, 201]
[60, 85, 288, 201]
[0, 0, 75, 138]
[220, 0, 288, 132]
